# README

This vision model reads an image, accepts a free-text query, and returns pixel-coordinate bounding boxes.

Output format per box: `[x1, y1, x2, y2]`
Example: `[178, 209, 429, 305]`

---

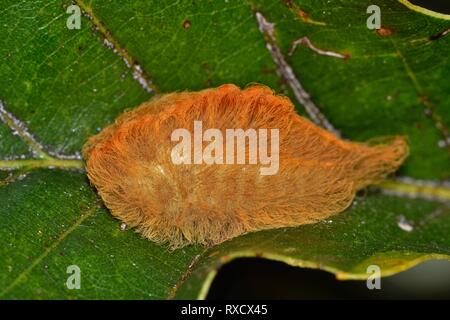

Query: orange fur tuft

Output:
[83, 84, 408, 248]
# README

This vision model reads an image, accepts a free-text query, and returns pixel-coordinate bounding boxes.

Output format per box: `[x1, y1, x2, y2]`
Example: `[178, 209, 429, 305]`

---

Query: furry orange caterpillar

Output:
[83, 84, 408, 249]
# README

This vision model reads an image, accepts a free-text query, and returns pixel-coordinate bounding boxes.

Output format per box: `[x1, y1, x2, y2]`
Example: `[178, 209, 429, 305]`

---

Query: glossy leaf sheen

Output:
[0, 0, 449, 299]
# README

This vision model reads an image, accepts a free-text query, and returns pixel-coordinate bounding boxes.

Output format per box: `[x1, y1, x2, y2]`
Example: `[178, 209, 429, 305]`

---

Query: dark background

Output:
[207, 258, 450, 299]
[411, 0, 450, 14]
[208, 0, 450, 300]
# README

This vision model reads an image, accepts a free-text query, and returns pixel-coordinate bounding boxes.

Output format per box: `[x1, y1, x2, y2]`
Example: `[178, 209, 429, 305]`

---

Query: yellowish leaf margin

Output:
[398, 0, 450, 20]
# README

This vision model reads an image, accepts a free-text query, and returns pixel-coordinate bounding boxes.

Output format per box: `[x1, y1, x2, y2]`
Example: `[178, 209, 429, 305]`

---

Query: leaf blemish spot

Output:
[429, 27, 450, 41]
[438, 138, 450, 149]
[182, 19, 191, 29]
[397, 215, 414, 232]
[376, 26, 394, 37]
[284, 0, 326, 26]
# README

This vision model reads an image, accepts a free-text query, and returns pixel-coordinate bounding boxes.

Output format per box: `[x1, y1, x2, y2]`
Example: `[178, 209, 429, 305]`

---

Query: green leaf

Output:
[0, 0, 449, 299]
